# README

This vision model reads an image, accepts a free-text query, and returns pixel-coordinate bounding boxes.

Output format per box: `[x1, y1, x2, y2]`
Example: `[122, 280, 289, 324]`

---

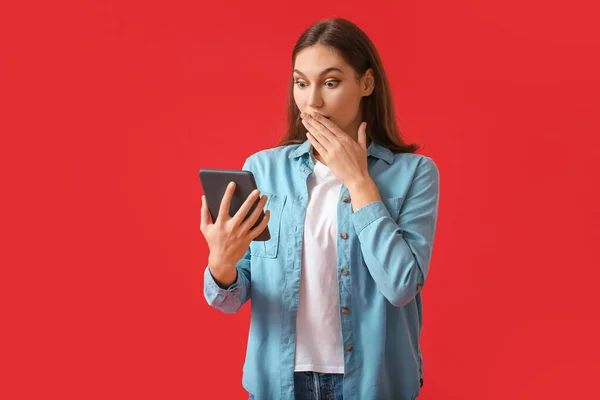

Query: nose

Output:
[306, 87, 323, 109]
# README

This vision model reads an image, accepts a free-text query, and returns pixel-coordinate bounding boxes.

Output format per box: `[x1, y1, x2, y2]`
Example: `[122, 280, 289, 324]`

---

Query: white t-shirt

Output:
[294, 155, 345, 373]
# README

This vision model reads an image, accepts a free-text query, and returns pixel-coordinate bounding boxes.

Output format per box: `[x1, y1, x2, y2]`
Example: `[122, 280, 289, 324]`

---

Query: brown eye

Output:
[294, 80, 307, 89]
[325, 80, 340, 88]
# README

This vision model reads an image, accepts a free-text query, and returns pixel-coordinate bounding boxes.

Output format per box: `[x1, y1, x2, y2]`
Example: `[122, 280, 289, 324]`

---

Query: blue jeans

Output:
[248, 372, 343, 399]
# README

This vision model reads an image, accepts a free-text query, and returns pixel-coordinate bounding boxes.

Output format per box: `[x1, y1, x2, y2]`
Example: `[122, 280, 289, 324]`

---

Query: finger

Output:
[358, 122, 367, 150]
[218, 181, 236, 221]
[302, 120, 332, 154]
[302, 117, 333, 145]
[240, 194, 269, 232]
[310, 112, 344, 137]
[200, 195, 210, 231]
[307, 131, 327, 156]
[232, 189, 261, 226]
[249, 209, 271, 240]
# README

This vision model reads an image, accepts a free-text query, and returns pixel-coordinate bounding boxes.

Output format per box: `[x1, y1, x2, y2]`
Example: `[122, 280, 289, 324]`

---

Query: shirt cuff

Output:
[350, 200, 392, 235]
[204, 265, 240, 293]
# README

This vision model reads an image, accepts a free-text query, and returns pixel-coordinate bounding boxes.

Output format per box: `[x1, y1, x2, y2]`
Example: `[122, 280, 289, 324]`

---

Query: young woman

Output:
[200, 18, 440, 400]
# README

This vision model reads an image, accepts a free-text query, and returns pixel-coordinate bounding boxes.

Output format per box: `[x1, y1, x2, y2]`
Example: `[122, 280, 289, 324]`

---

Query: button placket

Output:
[338, 189, 354, 359]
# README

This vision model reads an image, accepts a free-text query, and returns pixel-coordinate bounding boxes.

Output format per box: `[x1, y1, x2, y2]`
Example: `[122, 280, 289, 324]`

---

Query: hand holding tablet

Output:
[199, 169, 271, 287]
[199, 168, 271, 242]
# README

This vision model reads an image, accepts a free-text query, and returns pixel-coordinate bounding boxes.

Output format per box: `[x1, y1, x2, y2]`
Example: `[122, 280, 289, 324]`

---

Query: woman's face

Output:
[293, 44, 374, 139]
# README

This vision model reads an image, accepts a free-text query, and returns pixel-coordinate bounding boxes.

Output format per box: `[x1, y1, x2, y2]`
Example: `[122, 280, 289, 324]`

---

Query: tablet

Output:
[199, 168, 271, 241]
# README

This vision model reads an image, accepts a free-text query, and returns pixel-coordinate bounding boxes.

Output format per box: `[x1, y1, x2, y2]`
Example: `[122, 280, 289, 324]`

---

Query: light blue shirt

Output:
[204, 140, 440, 400]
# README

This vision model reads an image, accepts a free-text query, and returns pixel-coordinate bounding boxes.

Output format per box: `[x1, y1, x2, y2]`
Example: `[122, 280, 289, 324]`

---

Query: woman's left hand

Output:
[301, 111, 370, 189]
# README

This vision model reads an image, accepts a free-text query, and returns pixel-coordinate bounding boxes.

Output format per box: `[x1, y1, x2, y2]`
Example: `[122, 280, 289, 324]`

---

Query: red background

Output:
[2, 0, 599, 399]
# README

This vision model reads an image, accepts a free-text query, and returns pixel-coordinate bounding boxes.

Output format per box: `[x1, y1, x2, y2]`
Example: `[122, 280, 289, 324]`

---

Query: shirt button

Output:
[342, 307, 350, 314]
[345, 344, 354, 352]
[342, 196, 350, 203]
[341, 268, 349, 276]
[340, 232, 348, 239]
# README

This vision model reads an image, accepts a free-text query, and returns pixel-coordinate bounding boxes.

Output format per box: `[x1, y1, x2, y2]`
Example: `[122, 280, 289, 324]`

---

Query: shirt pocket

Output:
[381, 196, 405, 222]
[250, 193, 287, 258]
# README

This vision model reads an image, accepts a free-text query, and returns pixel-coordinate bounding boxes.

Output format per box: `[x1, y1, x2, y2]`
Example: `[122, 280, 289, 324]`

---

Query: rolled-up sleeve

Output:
[350, 156, 440, 307]
[203, 246, 251, 314]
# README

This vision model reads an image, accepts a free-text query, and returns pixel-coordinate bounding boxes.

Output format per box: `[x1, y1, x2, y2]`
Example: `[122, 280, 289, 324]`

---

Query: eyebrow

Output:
[293, 67, 344, 77]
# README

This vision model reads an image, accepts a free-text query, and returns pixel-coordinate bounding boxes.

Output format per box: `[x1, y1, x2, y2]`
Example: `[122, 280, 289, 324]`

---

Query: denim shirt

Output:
[204, 140, 440, 400]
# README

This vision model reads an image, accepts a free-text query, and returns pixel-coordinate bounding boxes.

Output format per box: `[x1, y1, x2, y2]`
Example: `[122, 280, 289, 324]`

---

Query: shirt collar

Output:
[289, 139, 394, 164]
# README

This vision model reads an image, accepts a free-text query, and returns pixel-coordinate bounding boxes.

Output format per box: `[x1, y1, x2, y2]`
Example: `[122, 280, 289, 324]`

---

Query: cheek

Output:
[329, 91, 359, 119]
[331, 87, 357, 106]
[293, 89, 305, 109]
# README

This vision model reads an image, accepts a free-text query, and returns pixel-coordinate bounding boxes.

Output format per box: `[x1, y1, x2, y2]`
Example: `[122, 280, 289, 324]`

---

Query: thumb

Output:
[358, 122, 367, 150]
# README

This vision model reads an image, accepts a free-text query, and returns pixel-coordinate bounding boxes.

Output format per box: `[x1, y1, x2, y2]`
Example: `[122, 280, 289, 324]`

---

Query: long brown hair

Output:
[278, 18, 420, 154]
